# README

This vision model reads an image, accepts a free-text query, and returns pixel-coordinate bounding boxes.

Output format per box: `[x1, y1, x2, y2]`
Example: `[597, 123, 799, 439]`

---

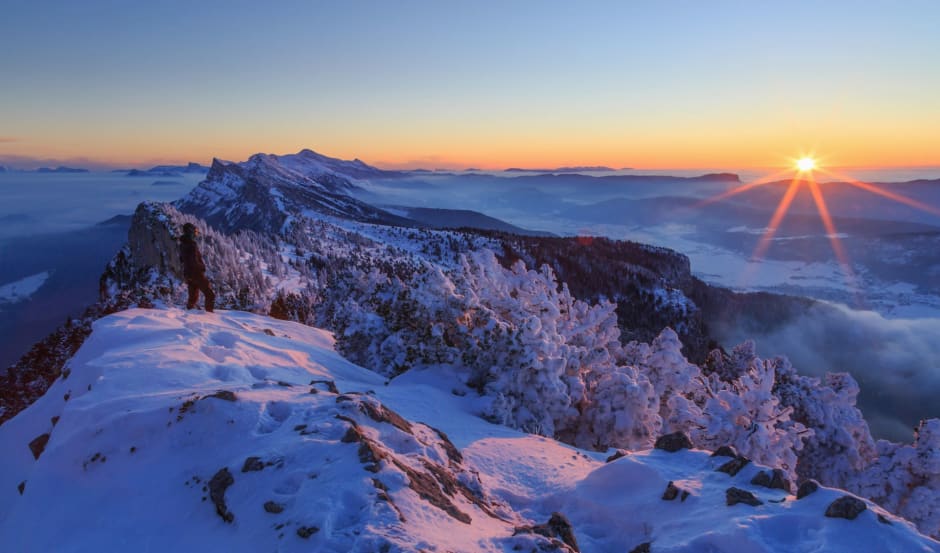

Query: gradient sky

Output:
[1, 0, 938, 170]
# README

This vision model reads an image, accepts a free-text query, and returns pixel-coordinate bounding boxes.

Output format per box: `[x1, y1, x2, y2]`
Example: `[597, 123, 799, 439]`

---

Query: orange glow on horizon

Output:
[5, 130, 940, 172]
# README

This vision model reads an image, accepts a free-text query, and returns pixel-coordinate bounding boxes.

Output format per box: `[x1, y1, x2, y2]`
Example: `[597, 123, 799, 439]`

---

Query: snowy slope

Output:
[274, 149, 406, 181]
[1, 308, 936, 552]
[0, 272, 50, 305]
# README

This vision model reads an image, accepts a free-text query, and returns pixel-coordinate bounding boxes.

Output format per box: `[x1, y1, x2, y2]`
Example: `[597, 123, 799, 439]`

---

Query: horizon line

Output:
[2, 150, 940, 173]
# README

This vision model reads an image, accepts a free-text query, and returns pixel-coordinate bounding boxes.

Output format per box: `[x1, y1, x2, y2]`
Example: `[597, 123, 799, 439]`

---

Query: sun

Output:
[796, 157, 816, 172]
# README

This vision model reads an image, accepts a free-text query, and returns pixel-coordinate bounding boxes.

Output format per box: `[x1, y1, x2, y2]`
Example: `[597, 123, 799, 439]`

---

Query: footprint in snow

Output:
[210, 331, 239, 349]
[256, 401, 293, 434]
[273, 472, 305, 495]
[203, 346, 236, 364]
[248, 366, 269, 381]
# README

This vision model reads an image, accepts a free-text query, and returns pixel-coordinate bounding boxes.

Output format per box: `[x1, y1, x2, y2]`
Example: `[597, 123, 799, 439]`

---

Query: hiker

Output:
[179, 223, 215, 312]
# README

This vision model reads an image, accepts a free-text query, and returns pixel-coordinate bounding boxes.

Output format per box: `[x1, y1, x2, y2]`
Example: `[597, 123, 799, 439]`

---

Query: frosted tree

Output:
[772, 360, 876, 486]
[638, 329, 706, 432]
[570, 364, 660, 450]
[851, 419, 940, 539]
[325, 259, 466, 376]
[667, 341, 810, 479]
[458, 252, 574, 436]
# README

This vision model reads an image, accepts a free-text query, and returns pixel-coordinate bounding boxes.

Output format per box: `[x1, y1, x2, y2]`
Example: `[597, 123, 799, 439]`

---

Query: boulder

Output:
[654, 432, 692, 453]
[263, 501, 284, 514]
[241, 456, 264, 472]
[662, 481, 689, 501]
[716, 455, 750, 476]
[750, 469, 792, 493]
[796, 479, 820, 499]
[514, 512, 580, 552]
[726, 487, 762, 507]
[710, 445, 738, 458]
[297, 526, 319, 538]
[28, 433, 50, 460]
[825, 496, 867, 520]
[606, 450, 627, 463]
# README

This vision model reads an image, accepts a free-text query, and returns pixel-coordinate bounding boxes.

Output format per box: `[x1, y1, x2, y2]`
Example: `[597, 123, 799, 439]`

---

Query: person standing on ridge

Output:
[179, 222, 215, 313]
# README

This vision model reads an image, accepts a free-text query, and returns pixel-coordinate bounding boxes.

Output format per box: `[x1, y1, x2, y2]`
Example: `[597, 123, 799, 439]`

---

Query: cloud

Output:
[0, 137, 18, 143]
[713, 301, 940, 443]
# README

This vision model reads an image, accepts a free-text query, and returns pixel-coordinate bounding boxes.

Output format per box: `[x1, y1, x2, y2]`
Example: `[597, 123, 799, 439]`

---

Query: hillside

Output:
[2, 308, 936, 552]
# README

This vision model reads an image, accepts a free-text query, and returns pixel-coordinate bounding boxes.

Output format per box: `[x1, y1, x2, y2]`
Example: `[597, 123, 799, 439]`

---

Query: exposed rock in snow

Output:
[513, 512, 580, 552]
[716, 455, 751, 477]
[208, 467, 235, 523]
[654, 431, 692, 452]
[710, 445, 739, 458]
[798, 479, 820, 499]
[751, 468, 792, 493]
[826, 495, 868, 520]
[726, 487, 763, 507]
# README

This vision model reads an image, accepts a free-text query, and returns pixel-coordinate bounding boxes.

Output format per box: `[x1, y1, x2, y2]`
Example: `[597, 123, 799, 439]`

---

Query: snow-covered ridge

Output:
[176, 150, 416, 235]
[1, 308, 936, 552]
[273, 148, 407, 181]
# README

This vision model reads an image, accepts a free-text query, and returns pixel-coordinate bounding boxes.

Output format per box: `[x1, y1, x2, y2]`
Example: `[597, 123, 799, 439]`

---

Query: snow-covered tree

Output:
[663, 341, 811, 479]
[851, 419, 940, 538]
[773, 360, 876, 486]
[570, 364, 660, 450]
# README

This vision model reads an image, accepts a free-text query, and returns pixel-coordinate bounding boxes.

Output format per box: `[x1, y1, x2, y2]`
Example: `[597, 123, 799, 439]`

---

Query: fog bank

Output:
[714, 301, 940, 442]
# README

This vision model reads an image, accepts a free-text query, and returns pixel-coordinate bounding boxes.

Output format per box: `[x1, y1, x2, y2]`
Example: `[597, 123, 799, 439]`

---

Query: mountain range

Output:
[1, 148, 938, 550]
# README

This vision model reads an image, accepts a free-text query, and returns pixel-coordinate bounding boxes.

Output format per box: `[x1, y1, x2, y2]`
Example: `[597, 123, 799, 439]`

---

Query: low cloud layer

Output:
[0, 153, 120, 171]
[714, 302, 940, 443]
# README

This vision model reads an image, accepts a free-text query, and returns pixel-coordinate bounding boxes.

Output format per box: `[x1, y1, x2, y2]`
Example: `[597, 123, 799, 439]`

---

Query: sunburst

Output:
[699, 154, 940, 298]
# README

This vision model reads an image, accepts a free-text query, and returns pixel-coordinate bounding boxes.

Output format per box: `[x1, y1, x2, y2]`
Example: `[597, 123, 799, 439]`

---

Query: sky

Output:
[1, 0, 939, 170]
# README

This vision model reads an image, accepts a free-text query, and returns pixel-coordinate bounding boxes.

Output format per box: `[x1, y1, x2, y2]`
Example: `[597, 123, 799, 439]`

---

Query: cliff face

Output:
[127, 201, 184, 279]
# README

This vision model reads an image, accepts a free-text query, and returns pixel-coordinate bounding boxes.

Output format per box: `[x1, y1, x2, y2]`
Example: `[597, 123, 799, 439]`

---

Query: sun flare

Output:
[796, 157, 816, 172]
[696, 150, 934, 297]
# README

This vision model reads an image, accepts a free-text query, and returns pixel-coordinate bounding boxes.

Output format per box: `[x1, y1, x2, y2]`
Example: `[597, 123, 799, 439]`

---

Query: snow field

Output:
[0, 271, 51, 305]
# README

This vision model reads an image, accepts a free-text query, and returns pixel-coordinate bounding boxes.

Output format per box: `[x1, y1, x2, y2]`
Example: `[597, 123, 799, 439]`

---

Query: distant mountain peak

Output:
[176, 150, 415, 234]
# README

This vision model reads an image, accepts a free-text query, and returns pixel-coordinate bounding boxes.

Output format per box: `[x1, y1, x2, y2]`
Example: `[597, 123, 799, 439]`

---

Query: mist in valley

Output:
[2, 166, 939, 440]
